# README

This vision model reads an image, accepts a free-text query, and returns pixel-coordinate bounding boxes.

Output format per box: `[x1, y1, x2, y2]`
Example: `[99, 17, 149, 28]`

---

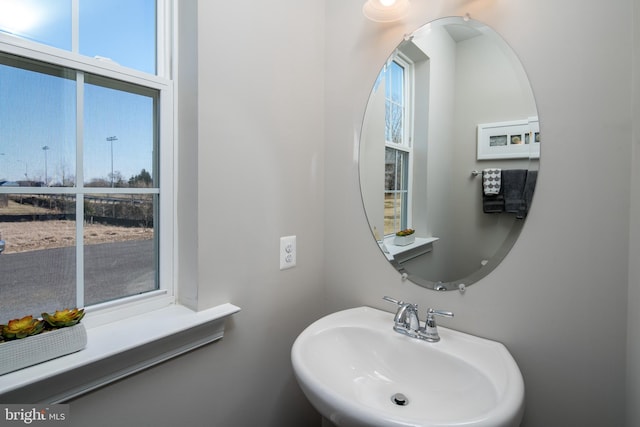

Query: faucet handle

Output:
[383, 296, 418, 312]
[427, 308, 454, 319]
[382, 296, 402, 305]
[420, 308, 454, 342]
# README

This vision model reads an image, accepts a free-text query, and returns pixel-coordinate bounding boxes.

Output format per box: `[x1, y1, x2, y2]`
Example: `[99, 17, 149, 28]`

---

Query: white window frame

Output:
[0, 0, 176, 325]
[384, 53, 415, 236]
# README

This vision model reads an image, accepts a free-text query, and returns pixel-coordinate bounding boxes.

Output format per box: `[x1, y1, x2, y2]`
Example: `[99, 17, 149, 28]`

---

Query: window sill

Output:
[0, 303, 240, 403]
[381, 236, 439, 263]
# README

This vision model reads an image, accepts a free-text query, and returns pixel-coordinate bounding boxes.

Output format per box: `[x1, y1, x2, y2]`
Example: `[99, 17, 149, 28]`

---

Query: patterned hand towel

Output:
[482, 168, 504, 213]
[482, 168, 501, 195]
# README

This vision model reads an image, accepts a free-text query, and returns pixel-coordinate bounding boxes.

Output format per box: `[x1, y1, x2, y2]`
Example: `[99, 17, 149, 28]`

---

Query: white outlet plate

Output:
[280, 235, 297, 270]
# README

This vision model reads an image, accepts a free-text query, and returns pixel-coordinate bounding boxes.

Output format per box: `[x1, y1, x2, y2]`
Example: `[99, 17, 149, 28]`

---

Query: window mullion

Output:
[76, 193, 84, 308]
[156, 0, 168, 78]
[72, 0, 79, 54]
[76, 70, 85, 308]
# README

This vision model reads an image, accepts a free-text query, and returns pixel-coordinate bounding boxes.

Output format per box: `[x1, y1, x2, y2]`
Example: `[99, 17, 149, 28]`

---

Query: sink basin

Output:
[291, 306, 524, 427]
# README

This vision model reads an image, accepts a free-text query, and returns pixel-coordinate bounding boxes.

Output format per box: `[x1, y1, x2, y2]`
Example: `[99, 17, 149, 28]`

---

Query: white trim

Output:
[381, 236, 438, 262]
[81, 290, 170, 328]
[76, 192, 85, 307]
[71, 0, 79, 54]
[76, 71, 86, 187]
[0, 35, 169, 89]
[76, 70, 86, 307]
[404, 55, 415, 229]
[0, 187, 161, 195]
[156, 0, 171, 79]
[159, 79, 175, 301]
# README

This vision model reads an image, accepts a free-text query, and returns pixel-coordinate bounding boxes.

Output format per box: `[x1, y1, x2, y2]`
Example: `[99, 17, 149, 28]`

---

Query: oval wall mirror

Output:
[359, 16, 540, 291]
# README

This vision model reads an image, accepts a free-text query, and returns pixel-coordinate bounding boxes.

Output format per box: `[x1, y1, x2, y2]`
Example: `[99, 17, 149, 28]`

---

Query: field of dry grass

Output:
[0, 200, 152, 254]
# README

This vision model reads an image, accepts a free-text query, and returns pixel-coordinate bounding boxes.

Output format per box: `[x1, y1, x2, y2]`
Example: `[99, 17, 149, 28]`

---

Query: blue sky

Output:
[0, 0, 156, 185]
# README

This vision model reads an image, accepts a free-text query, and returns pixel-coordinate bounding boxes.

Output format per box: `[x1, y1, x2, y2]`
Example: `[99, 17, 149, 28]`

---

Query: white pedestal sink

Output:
[291, 306, 524, 427]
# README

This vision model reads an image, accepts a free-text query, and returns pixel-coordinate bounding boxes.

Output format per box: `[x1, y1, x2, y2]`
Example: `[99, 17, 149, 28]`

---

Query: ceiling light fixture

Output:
[362, 0, 410, 23]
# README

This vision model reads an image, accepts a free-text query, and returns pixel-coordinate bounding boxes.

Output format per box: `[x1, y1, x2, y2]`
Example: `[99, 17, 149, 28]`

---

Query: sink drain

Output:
[391, 393, 409, 406]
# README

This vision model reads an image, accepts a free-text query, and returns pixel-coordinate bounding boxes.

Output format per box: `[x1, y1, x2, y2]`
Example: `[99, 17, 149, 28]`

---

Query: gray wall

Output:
[325, 1, 631, 427]
[56, 0, 640, 426]
[628, 0, 640, 424]
[68, 0, 326, 426]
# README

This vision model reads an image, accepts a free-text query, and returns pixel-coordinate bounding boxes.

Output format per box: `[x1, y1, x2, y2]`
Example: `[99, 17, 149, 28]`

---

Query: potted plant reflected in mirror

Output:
[393, 229, 415, 246]
[0, 308, 87, 375]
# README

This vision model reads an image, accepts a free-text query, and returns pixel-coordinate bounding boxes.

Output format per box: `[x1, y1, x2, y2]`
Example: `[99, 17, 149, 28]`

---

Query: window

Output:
[382, 56, 413, 236]
[0, 0, 157, 74]
[384, 147, 409, 234]
[0, 0, 173, 322]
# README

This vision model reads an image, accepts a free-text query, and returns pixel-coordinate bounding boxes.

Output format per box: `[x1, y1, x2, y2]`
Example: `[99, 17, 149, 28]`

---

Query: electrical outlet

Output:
[280, 235, 296, 270]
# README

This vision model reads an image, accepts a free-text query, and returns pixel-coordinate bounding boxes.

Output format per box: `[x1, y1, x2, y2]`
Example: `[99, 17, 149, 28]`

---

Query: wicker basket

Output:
[0, 324, 87, 375]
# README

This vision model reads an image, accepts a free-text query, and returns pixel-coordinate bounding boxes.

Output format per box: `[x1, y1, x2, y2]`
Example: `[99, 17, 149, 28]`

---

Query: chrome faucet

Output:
[383, 296, 454, 342]
[383, 296, 420, 337]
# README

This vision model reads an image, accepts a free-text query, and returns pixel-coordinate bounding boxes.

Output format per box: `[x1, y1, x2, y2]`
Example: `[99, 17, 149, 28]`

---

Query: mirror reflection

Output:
[359, 17, 539, 291]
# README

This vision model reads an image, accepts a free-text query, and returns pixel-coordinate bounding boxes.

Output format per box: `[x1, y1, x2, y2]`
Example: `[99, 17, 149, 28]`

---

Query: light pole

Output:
[17, 159, 28, 180]
[106, 136, 118, 187]
[42, 145, 50, 186]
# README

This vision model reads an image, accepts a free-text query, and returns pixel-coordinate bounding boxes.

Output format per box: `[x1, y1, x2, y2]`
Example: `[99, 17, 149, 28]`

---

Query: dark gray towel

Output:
[483, 194, 504, 213]
[517, 170, 538, 218]
[503, 169, 528, 213]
